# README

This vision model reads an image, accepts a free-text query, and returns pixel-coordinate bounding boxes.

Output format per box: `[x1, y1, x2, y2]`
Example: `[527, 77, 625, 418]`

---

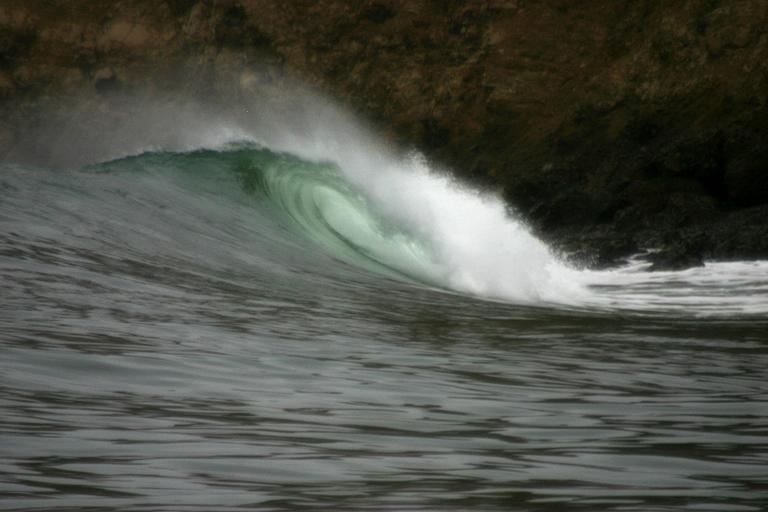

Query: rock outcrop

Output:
[2, 0, 767, 268]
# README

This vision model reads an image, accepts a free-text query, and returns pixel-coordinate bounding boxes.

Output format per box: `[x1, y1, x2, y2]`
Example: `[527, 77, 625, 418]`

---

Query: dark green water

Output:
[1, 145, 767, 511]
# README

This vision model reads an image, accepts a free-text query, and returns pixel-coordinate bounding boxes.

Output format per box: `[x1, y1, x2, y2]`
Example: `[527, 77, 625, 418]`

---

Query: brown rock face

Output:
[2, 0, 767, 266]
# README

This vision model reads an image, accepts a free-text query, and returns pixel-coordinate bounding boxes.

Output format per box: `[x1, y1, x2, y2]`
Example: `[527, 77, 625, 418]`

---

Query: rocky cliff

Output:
[2, 0, 767, 268]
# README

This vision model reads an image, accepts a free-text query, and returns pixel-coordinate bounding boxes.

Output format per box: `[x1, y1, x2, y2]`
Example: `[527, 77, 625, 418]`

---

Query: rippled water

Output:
[1, 144, 767, 511]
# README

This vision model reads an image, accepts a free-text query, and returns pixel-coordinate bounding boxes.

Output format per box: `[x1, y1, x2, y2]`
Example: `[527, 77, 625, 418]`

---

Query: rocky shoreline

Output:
[2, 0, 767, 269]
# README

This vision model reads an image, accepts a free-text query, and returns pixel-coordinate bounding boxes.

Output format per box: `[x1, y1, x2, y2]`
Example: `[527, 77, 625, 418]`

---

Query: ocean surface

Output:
[1, 116, 768, 511]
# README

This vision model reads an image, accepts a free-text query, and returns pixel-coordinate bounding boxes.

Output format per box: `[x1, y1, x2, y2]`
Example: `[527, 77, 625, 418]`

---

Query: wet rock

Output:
[646, 236, 707, 271]
[362, 3, 396, 24]
[555, 226, 639, 269]
[725, 147, 768, 206]
[706, 205, 768, 260]
[0, 71, 14, 98]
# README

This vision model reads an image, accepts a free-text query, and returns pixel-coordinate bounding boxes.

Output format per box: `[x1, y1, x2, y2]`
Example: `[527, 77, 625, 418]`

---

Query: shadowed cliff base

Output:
[1, 0, 767, 269]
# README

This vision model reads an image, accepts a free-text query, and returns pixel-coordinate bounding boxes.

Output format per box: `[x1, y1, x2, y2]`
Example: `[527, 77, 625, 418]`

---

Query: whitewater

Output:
[1, 95, 767, 511]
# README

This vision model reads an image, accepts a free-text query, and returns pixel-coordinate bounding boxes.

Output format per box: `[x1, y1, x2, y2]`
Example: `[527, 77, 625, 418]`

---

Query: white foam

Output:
[574, 259, 768, 316]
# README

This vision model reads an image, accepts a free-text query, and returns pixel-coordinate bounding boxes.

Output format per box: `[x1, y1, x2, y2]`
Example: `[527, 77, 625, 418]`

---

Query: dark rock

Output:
[725, 147, 768, 206]
[165, 0, 197, 17]
[94, 73, 121, 95]
[361, 3, 396, 24]
[706, 205, 768, 260]
[645, 233, 707, 271]
[558, 228, 639, 269]
[0, 29, 37, 71]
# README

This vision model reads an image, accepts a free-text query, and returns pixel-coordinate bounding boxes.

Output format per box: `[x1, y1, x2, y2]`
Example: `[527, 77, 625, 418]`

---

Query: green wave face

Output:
[113, 144, 442, 287]
[237, 147, 442, 285]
